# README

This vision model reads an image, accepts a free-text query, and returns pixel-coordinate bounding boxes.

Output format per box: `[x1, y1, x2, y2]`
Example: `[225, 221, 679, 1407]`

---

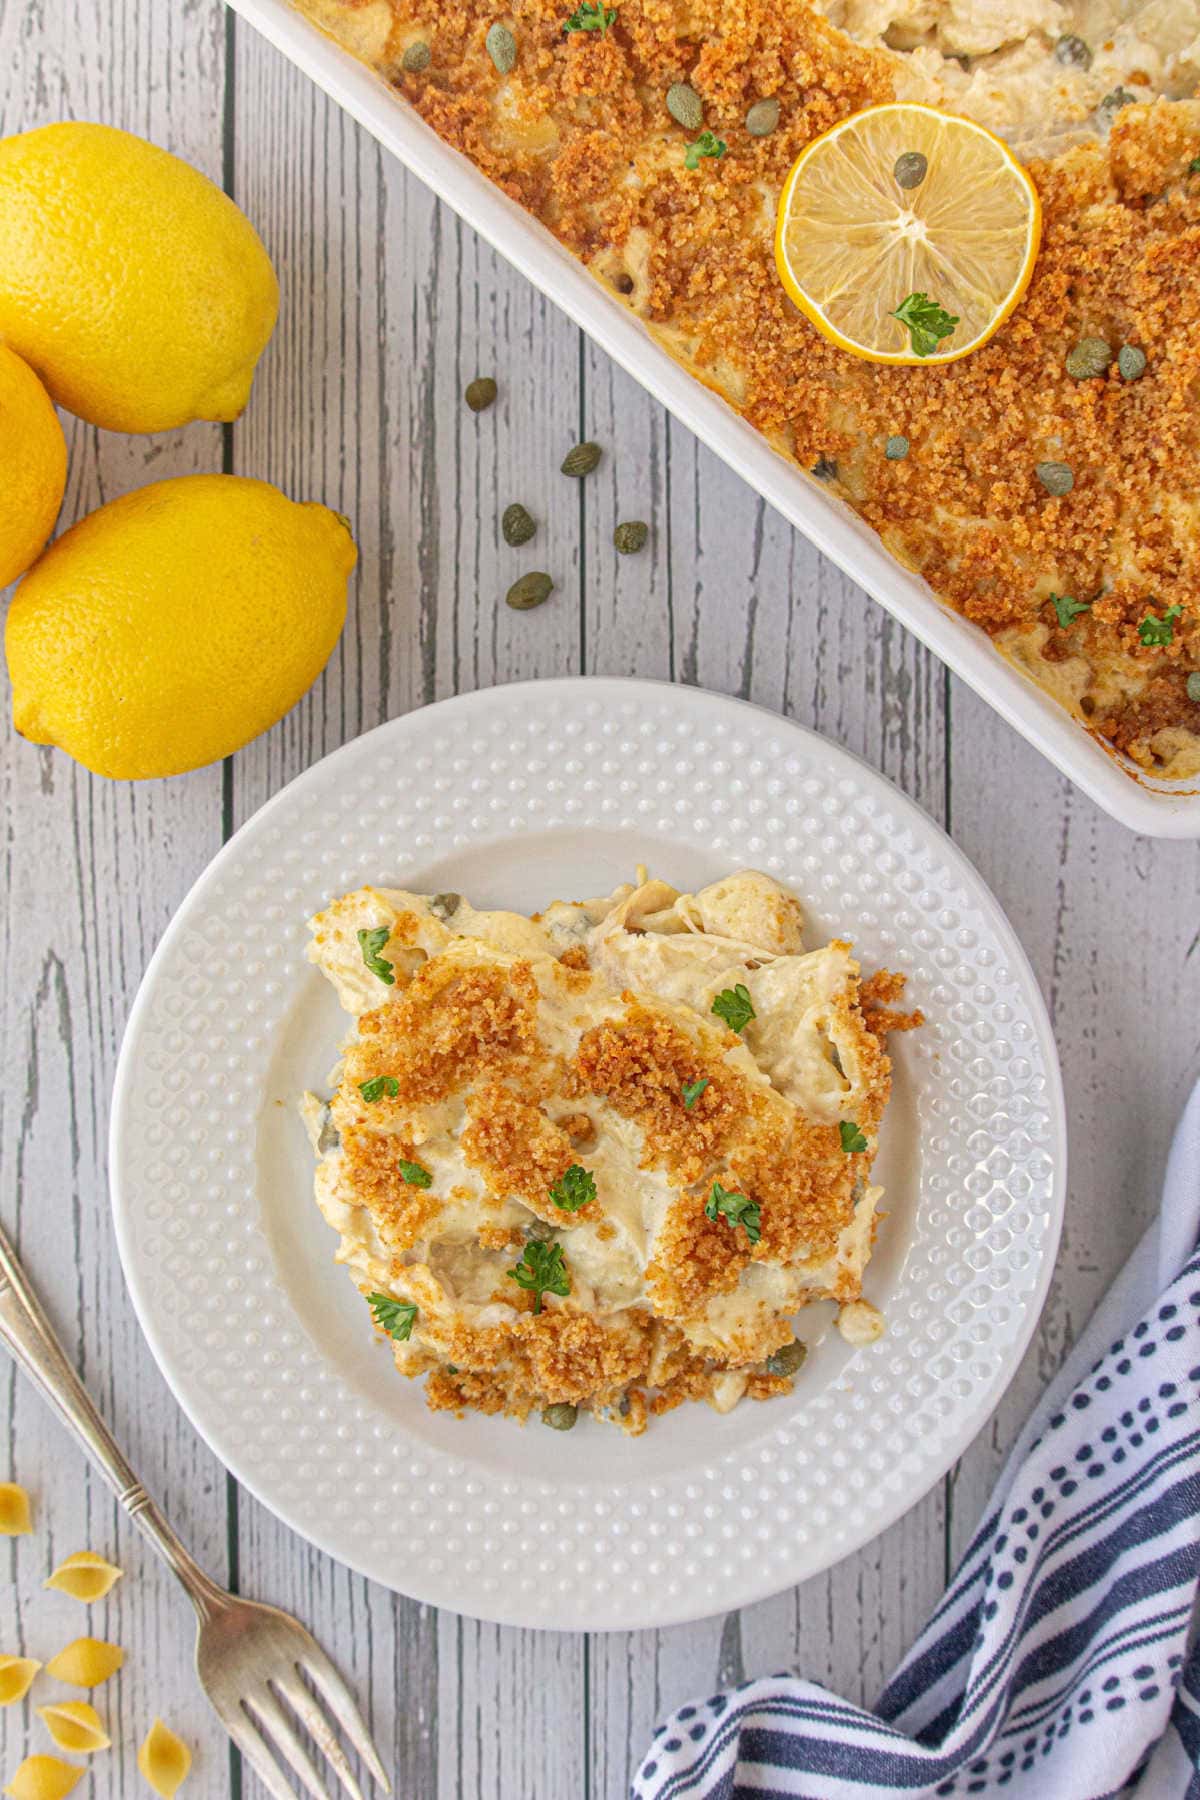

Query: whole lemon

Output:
[7, 475, 356, 779]
[0, 343, 67, 588]
[0, 123, 279, 433]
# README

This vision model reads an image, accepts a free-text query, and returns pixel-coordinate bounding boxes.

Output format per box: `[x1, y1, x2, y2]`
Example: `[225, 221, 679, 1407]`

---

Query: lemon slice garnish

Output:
[775, 102, 1041, 365]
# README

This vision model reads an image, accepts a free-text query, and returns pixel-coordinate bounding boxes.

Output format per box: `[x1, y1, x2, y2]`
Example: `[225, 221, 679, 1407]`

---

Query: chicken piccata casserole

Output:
[291, 0, 1200, 782]
[303, 870, 920, 1432]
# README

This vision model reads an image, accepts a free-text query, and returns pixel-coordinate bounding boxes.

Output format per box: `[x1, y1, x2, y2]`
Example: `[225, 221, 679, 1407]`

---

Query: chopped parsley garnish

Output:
[839, 1120, 868, 1153]
[890, 292, 959, 358]
[357, 926, 395, 985]
[398, 1158, 433, 1188]
[1189, 156, 1200, 174]
[685, 129, 726, 171]
[1050, 593, 1091, 628]
[507, 1240, 570, 1313]
[705, 1179, 761, 1244]
[711, 983, 755, 1033]
[682, 1078, 709, 1110]
[549, 1163, 596, 1212]
[1139, 603, 1183, 646]
[359, 1075, 399, 1103]
[563, 0, 615, 28]
[367, 1292, 418, 1341]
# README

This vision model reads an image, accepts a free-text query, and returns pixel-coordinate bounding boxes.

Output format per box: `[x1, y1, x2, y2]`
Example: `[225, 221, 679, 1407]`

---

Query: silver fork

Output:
[0, 1220, 390, 1800]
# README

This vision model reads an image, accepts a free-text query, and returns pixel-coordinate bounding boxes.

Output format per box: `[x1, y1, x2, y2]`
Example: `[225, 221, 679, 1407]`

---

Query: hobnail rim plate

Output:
[110, 678, 1066, 1631]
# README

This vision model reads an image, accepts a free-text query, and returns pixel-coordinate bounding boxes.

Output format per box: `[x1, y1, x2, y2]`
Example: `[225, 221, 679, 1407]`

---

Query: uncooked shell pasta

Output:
[0, 1486, 32, 1537]
[43, 1552, 123, 1604]
[2, 1756, 83, 1800]
[36, 1701, 110, 1756]
[0, 1658, 41, 1707]
[42, 1638, 123, 1689]
[137, 1719, 191, 1797]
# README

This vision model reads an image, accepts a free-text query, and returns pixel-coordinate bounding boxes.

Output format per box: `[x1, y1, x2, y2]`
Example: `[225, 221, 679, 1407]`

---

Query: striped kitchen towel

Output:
[634, 1080, 1200, 1800]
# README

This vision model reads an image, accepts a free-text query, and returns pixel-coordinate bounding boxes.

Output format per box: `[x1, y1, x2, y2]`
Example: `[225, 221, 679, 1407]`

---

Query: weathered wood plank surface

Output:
[0, 2, 1197, 1796]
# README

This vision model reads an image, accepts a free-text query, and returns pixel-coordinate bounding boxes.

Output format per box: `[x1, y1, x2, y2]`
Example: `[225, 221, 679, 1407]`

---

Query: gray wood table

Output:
[1, 2, 1198, 1794]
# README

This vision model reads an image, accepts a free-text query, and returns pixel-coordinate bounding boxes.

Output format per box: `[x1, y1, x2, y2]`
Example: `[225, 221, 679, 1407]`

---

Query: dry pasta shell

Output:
[43, 1638, 124, 1689]
[0, 1658, 41, 1707]
[137, 1719, 192, 1797]
[2, 1757, 83, 1800]
[36, 1702, 110, 1757]
[0, 1486, 32, 1537]
[44, 1552, 123, 1604]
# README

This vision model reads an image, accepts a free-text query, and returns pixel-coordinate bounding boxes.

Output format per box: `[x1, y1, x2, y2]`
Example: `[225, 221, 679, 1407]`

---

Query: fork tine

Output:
[299, 1645, 392, 1792]
[247, 1691, 338, 1800]
[273, 1671, 367, 1800]
[225, 1705, 308, 1800]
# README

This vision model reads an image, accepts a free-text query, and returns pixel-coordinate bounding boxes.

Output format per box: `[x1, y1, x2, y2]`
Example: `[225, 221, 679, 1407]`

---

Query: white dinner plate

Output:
[110, 679, 1066, 1632]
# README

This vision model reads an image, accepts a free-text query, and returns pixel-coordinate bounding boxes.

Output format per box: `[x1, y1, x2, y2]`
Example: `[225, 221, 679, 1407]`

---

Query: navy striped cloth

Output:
[634, 1081, 1200, 1800]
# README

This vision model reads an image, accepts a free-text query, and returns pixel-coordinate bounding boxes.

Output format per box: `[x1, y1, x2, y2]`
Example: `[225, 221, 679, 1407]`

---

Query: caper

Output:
[485, 21, 517, 73]
[428, 892, 461, 920]
[561, 440, 602, 477]
[885, 434, 909, 460]
[506, 571, 555, 610]
[502, 502, 536, 546]
[812, 456, 838, 481]
[1097, 86, 1135, 122]
[766, 1338, 807, 1377]
[666, 83, 703, 131]
[1064, 336, 1111, 381]
[316, 1104, 340, 1156]
[402, 40, 432, 72]
[1054, 33, 1092, 69]
[541, 1402, 578, 1431]
[465, 376, 497, 412]
[745, 98, 781, 137]
[893, 151, 927, 190]
[1036, 460, 1074, 497]
[613, 520, 648, 554]
[1118, 344, 1147, 382]
[1187, 672, 1200, 705]
[526, 1217, 556, 1241]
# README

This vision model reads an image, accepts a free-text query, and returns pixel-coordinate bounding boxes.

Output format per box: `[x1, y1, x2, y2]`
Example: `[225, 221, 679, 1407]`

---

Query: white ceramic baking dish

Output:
[225, 0, 1200, 839]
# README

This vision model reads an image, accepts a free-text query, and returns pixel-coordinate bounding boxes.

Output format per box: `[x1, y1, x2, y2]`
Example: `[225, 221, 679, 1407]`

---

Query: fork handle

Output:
[0, 1219, 227, 1621]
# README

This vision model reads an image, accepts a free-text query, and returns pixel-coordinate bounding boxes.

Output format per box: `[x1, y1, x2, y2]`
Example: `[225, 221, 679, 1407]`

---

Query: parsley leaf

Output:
[367, 1292, 418, 1341]
[563, 0, 615, 28]
[682, 1078, 709, 1110]
[704, 1179, 761, 1244]
[1139, 602, 1183, 646]
[1189, 156, 1200, 174]
[839, 1120, 868, 1153]
[507, 1240, 570, 1313]
[685, 130, 726, 170]
[549, 1163, 596, 1212]
[890, 292, 959, 358]
[1050, 593, 1091, 628]
[357, 925, 395, 985]
[712, 983, 755, 1033]
[360, 1075, 399, 1103]
[398, 1158, 433, 1188]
